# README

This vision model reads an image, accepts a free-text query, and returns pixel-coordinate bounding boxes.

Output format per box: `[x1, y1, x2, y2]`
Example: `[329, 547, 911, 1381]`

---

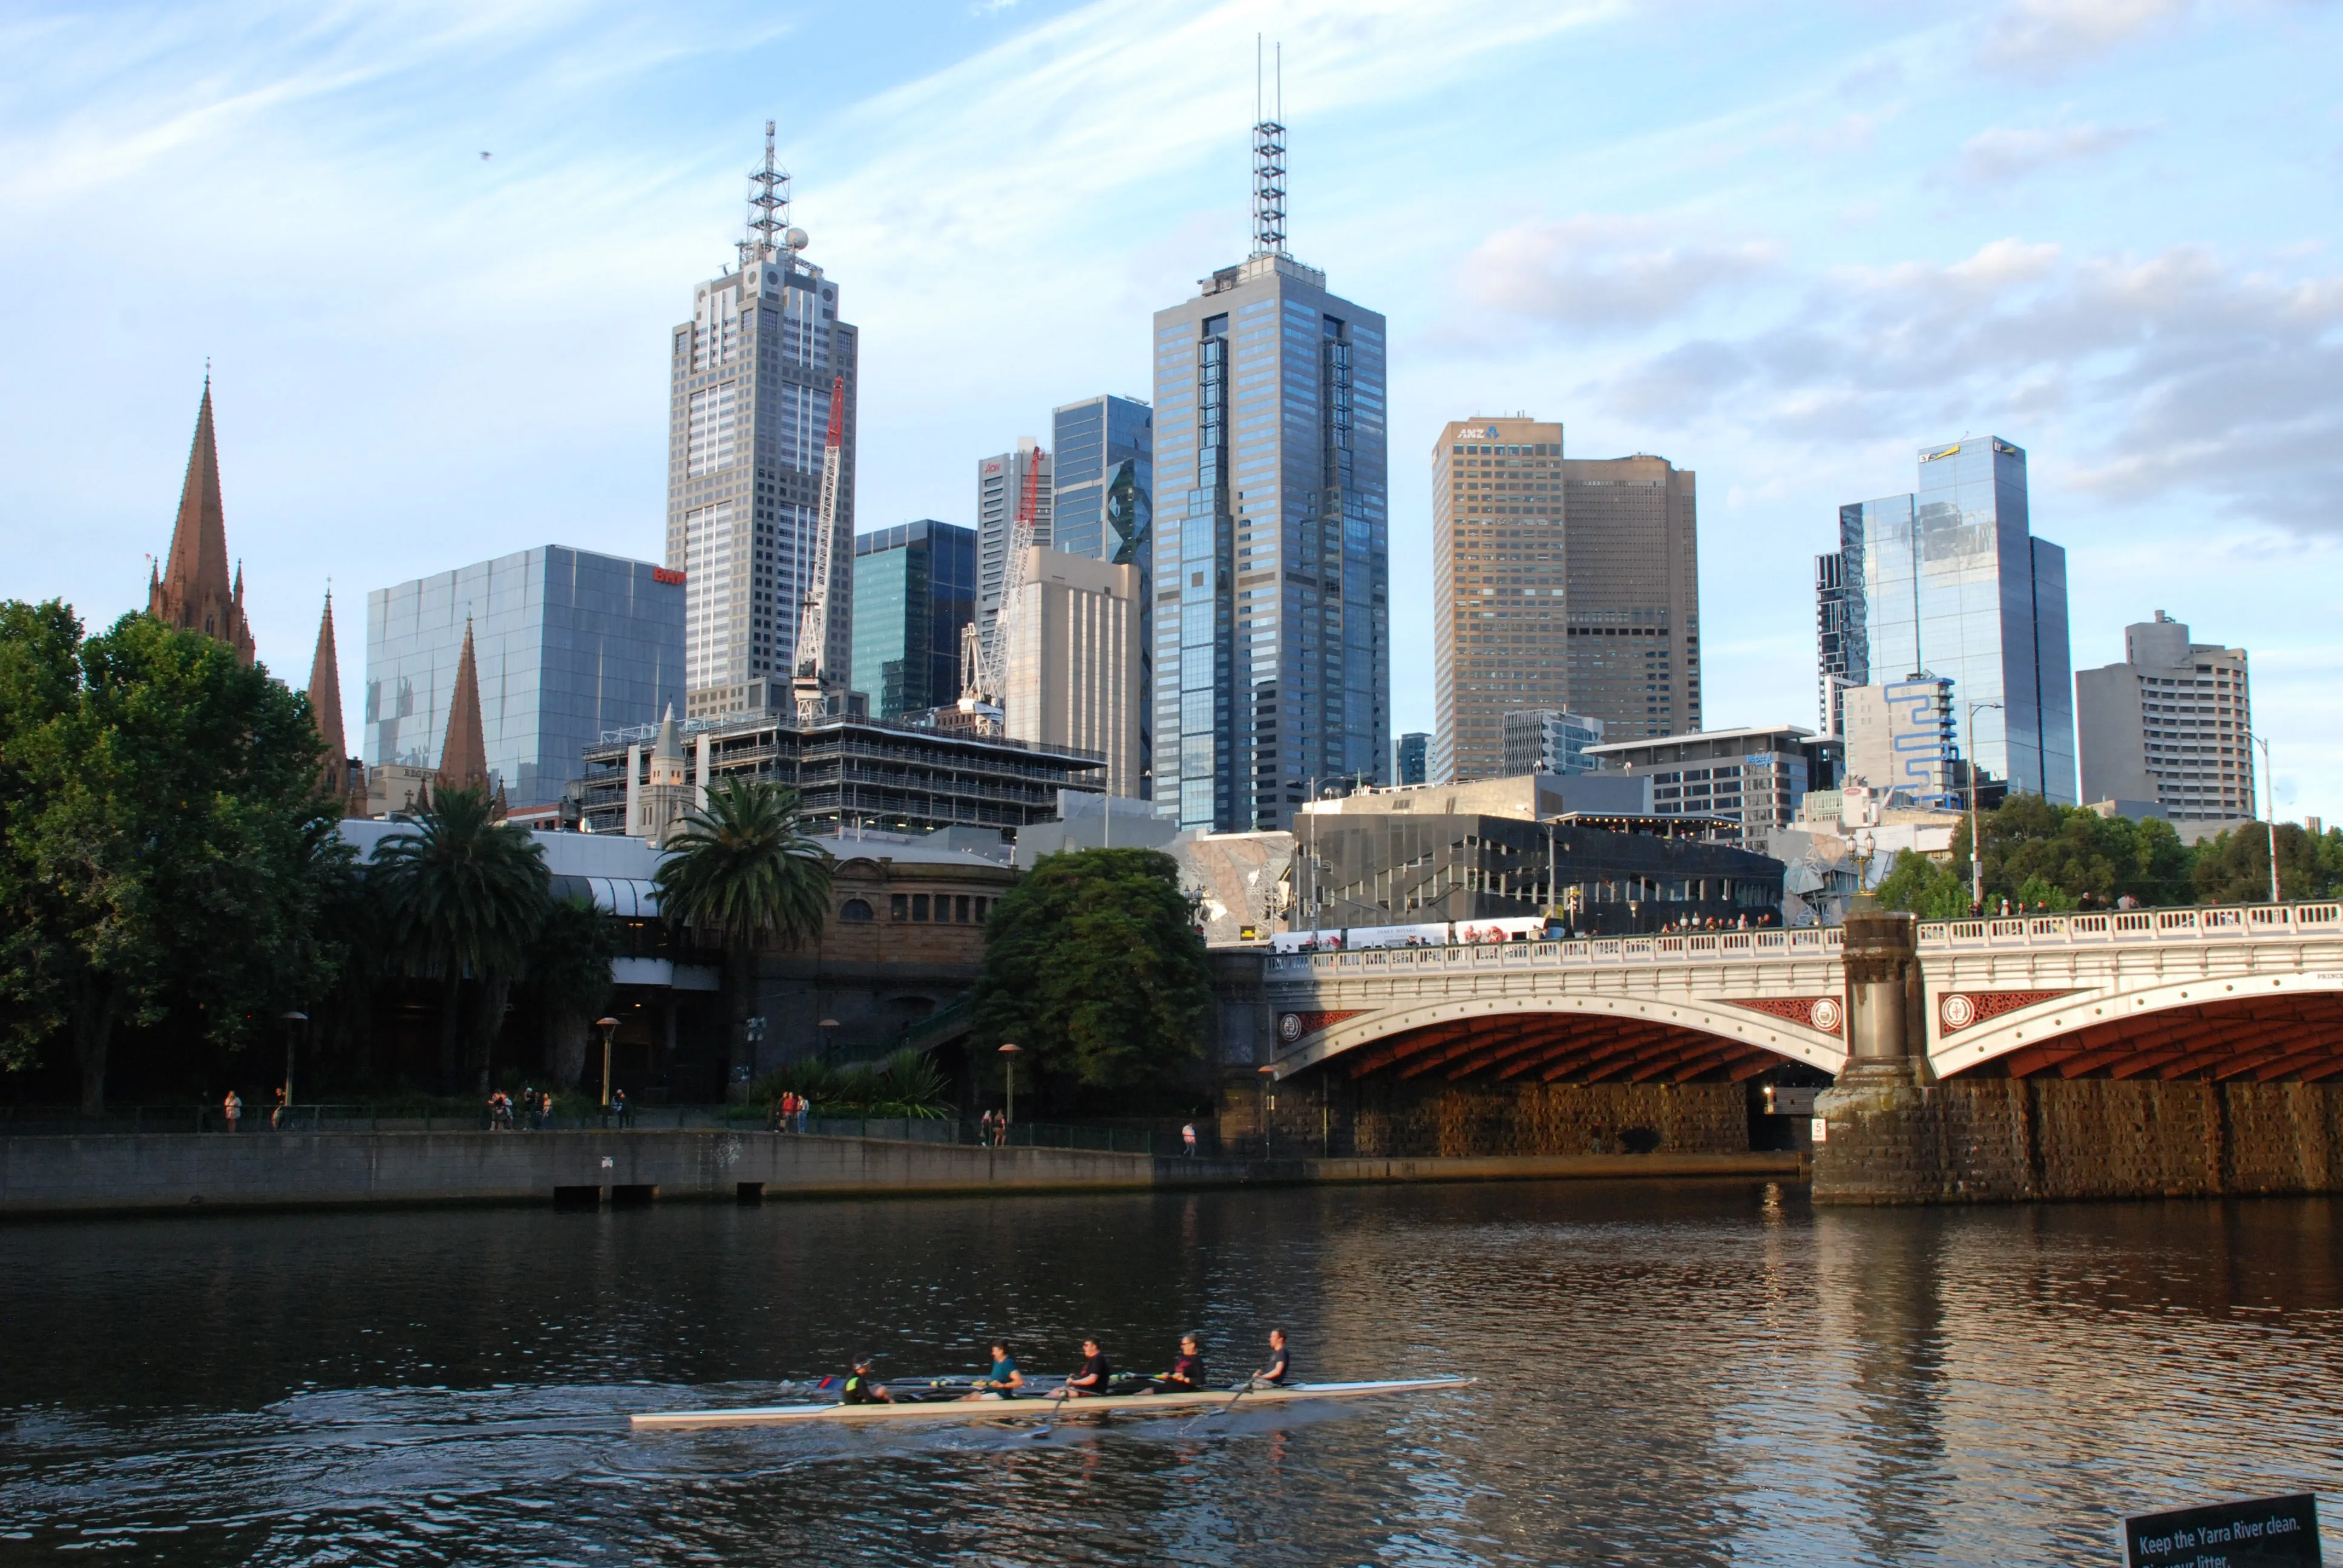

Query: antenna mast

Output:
[1251, 38, 1286, 258]
[742, 119, 790, 268]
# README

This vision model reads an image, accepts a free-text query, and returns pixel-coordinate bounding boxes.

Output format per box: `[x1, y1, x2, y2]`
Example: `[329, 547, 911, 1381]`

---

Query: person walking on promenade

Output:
[794, 1093, 808, 1134]
[270, 1086, 287, 1131]
[222, 1089, 242, 1133]
[612, 1087, 633, 1128]
[1181, 1122, 1198, 1158]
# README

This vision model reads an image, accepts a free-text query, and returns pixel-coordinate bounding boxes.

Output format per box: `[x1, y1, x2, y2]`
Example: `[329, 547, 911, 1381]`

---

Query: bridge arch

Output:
[1931, 972, 2343, 1082]
[1271, 994, 1847, 1085]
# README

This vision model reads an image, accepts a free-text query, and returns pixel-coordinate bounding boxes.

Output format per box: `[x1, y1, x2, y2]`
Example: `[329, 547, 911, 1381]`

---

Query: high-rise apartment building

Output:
[1050, 395, 1153, 565]
[1501, 709, 1605, 777]
[1432, 418, 1699, 782]
[1815, 551, 1861, 737]
[1395, 732, 1429, 786]
[975, 442, 1052, 651]
[1832, 436, 2074, 802]
[1152, 112, 1388, 832]
[669, 128, 857, 720]
[1003, 547, 1145, 799]
[850, 521, 976, 721]
[2076, 612, 2255, 825]
[1843, 676, 1959, 807]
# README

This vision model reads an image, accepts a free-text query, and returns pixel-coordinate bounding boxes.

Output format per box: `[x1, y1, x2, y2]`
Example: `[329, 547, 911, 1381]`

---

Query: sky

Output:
[2, 0, 2338, 823]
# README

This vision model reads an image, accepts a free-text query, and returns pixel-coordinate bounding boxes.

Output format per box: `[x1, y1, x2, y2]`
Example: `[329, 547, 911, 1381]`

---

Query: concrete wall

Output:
[1815, 1079, 2343, 1204]
[0, 1131, 1152, 1217]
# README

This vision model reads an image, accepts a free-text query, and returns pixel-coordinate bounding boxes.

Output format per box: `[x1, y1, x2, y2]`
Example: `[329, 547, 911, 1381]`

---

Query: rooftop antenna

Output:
[1251, 37, 1286, 259]
[742, 119, 790, 268]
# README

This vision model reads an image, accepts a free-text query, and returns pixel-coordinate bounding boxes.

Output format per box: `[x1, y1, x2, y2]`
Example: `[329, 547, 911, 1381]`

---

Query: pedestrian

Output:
[612, 1087, 632, 1128]
[270, 1085, 287, 1131]
[978, 1108, 995, 1146]
[520, 1083, 535, 1130]
[795, 1093, 808, 1134]
[1182, 1122, 1198, 1158]
[222, 1089, 242, 1133]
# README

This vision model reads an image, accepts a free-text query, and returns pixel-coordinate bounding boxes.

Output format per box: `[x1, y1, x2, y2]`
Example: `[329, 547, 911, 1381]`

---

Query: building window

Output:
[955, 895, 971, 923]
[890, 893, 908, 921]
[975, 897, 990, 922]
[913, 893, 931, 921]
[840, 898, 873, 922]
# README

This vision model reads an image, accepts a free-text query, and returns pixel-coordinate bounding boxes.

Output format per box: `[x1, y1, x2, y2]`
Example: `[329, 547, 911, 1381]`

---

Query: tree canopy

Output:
[974, 847, 1210, 1093]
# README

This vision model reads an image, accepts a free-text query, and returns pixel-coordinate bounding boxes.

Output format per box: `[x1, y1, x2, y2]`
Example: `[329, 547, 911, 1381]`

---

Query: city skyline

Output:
[5, 0, 2339, 821]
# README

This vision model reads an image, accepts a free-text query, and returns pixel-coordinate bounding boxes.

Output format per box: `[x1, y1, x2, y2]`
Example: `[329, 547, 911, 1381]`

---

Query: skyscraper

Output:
[850, 520, 976, 721]
[669, 125, 857, 720]
[1050, 395, 1153, 564]
[1394, 732, 1429, 786]
[1814, 550, 1861, 737]
[1431, 417, 1699, 782]
[2076, 611, 2255, 824]
[1152, 105, 1388, 831]
[148, 381, 255, 666]
[1833, 436, 2075, 803]
[975, 442, 1052, 653]
[1002, 547, 1145, 799]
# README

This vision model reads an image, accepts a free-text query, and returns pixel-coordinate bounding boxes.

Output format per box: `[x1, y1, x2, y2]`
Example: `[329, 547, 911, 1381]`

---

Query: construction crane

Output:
[791, 375, 848, 728]
[958, 445, 1045, 730]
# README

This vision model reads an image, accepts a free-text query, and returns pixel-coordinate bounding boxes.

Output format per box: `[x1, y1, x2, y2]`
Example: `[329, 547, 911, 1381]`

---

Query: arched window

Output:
[839, 898, 874, 922]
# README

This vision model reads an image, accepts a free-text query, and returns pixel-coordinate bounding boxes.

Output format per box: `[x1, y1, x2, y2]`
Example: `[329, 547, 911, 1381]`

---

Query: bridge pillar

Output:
[1814, 911, 1942, 1205]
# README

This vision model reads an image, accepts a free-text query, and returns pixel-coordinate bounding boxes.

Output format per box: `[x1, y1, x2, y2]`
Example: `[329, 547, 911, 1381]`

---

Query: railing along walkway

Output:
[1918, 900, 2342, 951]
[1273, 926, 1843, 978]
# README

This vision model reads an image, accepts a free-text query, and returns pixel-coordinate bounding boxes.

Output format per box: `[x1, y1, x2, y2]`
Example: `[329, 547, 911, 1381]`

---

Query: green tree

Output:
[2191, 822, 2339, 904]
[0, 606, 346, 1109]
[654, 779, 833, 1097]
[1872, 849, 1972, 919]
[528, 895, 618, 1092]
[370, 787, 549, 1094]
[974, 847, 1210, 1093]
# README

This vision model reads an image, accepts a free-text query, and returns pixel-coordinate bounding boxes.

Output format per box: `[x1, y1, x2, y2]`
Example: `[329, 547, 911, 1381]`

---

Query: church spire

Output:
[436, 618, 491, 799]
[307, 591, 350, 792]
[149, 380, 255, 665]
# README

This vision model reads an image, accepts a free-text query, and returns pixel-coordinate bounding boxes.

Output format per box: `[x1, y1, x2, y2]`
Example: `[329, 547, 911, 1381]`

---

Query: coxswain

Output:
[1063, 1338, 1113, 1397]
[1150, 1334, 1205, 1394]
[1252, 1328, 1292, 1387]
[961, 1341, 1023, 1400]
[840, 1355, 893, 1404]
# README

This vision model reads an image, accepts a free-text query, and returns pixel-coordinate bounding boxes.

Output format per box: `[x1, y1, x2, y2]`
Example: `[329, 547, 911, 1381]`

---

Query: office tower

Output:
[975, 442, 1052, 651]
[1587, 725, 1833, 847]
[1834, 436, 2074, 802]
[148, 381, 255, 665]
[1501, 709, 1606, 777]
[1843, 676, 1959, 806]
[367, 546, 684, 808]
[1152, 106, 1388, 832]
[850, 521, 977, 720]
[669, 126, 857, 720]
[1050, 395, 1153, 564]
[1431, 418, 1699, 782]
[1003, 547, 1145, 798]
[2077, 611, 2255, 824]
[1815, 551, 1861, 737]
[1395, 732, 1429, 785]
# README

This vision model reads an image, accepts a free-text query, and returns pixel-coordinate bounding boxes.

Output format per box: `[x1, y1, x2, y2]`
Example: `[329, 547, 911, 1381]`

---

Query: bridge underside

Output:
[1968, 994, 2343, 1082]
[1332, 1016, 1795, 1086]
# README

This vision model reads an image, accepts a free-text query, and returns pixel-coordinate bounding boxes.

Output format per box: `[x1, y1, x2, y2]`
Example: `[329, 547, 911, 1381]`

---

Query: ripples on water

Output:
[2, 1181, 2338, 1565]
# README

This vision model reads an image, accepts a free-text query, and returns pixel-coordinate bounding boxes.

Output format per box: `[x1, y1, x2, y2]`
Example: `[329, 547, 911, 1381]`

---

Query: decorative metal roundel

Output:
[1277, 1013, 1305, 1042]
[1809, 997, 1842, 1034]
[1939, 994, 1976, 1030]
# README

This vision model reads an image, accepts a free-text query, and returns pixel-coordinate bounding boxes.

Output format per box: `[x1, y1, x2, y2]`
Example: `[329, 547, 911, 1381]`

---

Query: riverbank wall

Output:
[0, 1131, 1803, 1218]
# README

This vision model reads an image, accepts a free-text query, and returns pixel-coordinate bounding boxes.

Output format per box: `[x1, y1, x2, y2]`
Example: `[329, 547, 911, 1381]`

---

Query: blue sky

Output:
[3, 0, 2338, 822]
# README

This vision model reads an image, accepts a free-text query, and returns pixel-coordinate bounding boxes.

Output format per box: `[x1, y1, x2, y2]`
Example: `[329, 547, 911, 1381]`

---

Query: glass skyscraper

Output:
[366, 546, 684, 808]
[1151, 123, 1388, 832]
[850, 520, 976, 721]
[1050, 394, 1153, 564]
[1833, 436, 2076, 803]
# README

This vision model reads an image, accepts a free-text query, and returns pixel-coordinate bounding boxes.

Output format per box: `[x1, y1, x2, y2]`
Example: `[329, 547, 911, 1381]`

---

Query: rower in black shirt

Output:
[1252, 1328, 1292, 1387]
[1150, 1334, 1206, 1394]
[1063, 1338, 1113, 1397]
[840, 1355, 894, 1404]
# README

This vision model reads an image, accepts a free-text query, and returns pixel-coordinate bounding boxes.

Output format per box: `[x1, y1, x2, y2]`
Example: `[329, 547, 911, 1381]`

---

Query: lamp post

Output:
[818, 1017, 841, 1063]
[595, 1016, 620, 1109]
[2250, 732, 2280, 903]
[1259, 1064, 1277, 1160]
[277, 1011, 307, 1128]
[998, 1042, 1021, 1129]
[1964, 699, 2002, 914]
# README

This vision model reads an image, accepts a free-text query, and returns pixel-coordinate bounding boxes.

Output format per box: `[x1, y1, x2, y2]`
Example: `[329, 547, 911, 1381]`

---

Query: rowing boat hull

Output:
[629, 1377, 1472, 1431]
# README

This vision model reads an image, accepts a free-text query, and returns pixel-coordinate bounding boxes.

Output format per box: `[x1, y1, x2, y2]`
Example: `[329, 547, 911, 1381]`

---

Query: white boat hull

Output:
[630, 1377, 1473, 1431]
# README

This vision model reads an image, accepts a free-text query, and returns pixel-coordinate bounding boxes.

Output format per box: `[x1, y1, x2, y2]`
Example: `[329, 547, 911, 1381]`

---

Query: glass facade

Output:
[1395, 732, 1429, 786]
[1153, 255, 1389, 832]
[366, 546, 684, 808]
[1050, 394, 1154, 565]
[850, 521, 976, 721]
[1835, 437, 2075, 803]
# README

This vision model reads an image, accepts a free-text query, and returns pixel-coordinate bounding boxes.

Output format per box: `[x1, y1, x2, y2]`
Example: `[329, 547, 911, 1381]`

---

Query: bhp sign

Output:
[652, 567, 686, 586]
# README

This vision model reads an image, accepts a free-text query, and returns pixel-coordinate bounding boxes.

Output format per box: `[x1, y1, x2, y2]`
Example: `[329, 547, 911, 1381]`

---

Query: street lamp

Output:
[2250, 732, 2280, 903]
[277, 1011, 307, 1129]
[818, 1017, 841, 1063]
[1964, 699, 2002, 914]
[998, 1042, 1021, 1128]
[595, 1016, 620, 1109]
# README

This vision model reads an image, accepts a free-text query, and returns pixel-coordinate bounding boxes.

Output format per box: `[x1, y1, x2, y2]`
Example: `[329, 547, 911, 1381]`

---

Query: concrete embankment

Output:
[0, 1131, 1805, 1218]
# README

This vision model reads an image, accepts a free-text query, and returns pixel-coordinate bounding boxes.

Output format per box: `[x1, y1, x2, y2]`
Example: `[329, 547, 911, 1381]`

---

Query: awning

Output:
[552, 874, 660, 918]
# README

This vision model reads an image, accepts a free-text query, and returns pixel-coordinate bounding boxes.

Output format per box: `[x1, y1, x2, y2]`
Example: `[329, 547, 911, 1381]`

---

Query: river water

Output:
[3, 1181, 2339, 1566]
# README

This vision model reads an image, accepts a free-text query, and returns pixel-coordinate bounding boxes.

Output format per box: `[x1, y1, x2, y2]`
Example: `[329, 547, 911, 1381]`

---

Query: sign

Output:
[652, 566, 686, 585]
[2123, 1494, 2321, 1567]
[1809, 1117, 1827, 1145]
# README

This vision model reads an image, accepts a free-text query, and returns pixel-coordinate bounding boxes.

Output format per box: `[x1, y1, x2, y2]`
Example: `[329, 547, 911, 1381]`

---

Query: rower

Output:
[1063, 1338, 1112, 1397]
[841, 1355, 893, 1404]
[962, 1341, 1023, 1400]
[1251, 1328, 1292, 1387]
[1150, 1334, 1205, 1394]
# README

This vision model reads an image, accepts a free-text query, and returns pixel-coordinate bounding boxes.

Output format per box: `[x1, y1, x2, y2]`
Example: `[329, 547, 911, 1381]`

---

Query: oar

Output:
[1026, 1379, 1078, 1439]
[1180, 1377, 1259, 1434]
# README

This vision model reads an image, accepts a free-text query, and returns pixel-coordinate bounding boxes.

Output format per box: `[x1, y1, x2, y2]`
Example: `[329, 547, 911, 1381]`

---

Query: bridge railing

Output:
[1269, 924, 1844, 977]
[1918, 900, 2343, 951]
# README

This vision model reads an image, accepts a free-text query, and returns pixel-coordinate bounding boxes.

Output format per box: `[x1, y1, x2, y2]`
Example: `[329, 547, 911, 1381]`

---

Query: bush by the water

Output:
[752, 1047, 950, 1118]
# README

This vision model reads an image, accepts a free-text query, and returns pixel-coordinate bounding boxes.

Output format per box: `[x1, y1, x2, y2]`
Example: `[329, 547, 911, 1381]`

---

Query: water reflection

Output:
[1, 1184, 2338, 1565]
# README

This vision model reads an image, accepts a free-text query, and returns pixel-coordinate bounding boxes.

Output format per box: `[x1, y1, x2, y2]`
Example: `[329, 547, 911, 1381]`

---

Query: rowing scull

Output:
[629, 1377, 1472, 1431]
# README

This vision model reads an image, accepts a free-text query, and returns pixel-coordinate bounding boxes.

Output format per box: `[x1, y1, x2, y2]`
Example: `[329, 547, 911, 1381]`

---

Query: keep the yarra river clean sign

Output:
[2122, 1494, 2321, 1567]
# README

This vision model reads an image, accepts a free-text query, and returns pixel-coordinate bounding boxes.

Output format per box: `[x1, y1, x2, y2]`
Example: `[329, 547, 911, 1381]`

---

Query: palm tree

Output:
[654, 779, 832, 1098]
[372, 787, 549, 1094]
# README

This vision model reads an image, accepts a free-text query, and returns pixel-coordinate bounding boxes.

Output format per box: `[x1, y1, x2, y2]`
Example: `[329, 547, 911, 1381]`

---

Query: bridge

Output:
[1254, 901, 2343, 1088]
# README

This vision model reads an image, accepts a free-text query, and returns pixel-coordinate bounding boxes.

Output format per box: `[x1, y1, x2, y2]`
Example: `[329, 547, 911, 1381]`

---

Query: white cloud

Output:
[1454, 216, 1777, 337]
[1956, 119, 2146, 182]
[1976, 0, 2189, 77]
